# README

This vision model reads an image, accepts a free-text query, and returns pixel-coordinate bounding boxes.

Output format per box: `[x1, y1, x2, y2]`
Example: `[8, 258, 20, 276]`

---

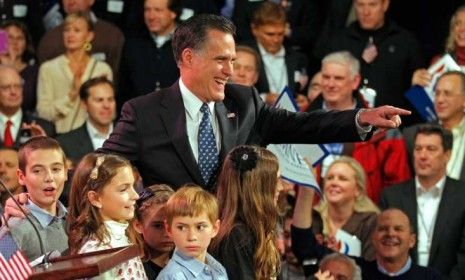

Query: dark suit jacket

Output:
[101, 82, 364, 190]
[0, 111, 56, 149]
[379, 177, 465, 279]
[403, 123, 465, 181]
[244, 41, 308, 95]
[56, 124, 94, 165]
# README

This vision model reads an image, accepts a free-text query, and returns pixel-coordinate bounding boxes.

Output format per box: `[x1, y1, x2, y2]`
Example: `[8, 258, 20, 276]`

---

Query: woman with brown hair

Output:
[36, 12, 112, 134]
[210, 145, 283, 279]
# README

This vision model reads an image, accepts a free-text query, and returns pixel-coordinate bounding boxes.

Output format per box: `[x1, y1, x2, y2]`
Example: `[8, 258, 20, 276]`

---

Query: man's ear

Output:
[180, 48, 194, 67]
[87, 191, 102, 208]
[409, 233, 416, 249]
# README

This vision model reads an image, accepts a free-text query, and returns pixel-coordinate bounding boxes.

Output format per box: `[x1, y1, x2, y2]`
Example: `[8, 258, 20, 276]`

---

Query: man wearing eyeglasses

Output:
[0, 65, 55, 149]
[404, 70, 465, 182]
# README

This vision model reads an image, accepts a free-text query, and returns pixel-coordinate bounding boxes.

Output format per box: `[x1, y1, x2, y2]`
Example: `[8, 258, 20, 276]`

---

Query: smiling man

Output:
[380, 124, 465, 279]
[57, 76, 116, 166]
[99, 13, 411, 191]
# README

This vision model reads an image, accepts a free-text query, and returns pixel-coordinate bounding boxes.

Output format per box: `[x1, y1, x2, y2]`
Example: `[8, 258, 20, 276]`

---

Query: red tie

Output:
[3, 120, 14, 147]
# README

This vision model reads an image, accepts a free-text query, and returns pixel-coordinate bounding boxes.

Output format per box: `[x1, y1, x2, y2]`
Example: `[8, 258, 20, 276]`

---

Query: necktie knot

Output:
[6, 120, 12, 128]
[200, 103, 210, 115]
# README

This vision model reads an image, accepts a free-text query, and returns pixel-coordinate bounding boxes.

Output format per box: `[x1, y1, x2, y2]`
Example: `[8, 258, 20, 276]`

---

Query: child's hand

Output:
[3, 193, 29, 221]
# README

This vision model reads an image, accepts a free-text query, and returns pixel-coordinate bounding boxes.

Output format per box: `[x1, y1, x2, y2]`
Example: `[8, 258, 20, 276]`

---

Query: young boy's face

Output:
[167, 212, 219, 263]
[17, 149, 67, 215]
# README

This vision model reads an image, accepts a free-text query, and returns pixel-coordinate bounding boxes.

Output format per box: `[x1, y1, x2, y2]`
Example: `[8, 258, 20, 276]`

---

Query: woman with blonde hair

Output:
[412, 5, 465, 86]
[313, 156, 379, 261]
[36, 11, 112, 133]
[210, 145, 283, 279]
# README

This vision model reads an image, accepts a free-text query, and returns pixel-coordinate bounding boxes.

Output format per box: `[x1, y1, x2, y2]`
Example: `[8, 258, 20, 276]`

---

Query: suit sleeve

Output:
[98, 100, 140, 162]
[250, 88, 363, 145]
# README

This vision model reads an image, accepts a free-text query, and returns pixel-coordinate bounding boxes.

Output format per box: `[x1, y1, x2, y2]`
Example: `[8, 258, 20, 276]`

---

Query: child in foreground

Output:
[67, 153, 147, 279]
[134, 184, 175, 279]
[157, 185, 227, 280]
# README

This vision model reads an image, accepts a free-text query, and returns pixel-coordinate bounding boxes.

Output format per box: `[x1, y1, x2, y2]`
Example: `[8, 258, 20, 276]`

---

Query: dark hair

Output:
[0, 20, 35, 64]
[252, 1, 286, 26]
[135, 184, 175, 221]
[436, 70, 465, 95]
[18, 136, 66, 173]
[172, 14, 235, 63]
[79, 76, 114, 101]
[414, 124, 453, 151]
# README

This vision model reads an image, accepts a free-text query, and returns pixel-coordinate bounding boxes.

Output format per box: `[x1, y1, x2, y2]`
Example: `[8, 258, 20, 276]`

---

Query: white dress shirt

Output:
[0, 110, 22, 143]
[447, 117, 465, 179]
[179, 78, 221, 162]
[86, 121, 113, 150]
[415, 176, 445, 266]
[258, 43, 288, 94]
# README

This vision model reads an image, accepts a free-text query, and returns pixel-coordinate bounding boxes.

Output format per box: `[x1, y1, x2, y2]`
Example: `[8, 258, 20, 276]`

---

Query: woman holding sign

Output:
[311, 156, 379, 261]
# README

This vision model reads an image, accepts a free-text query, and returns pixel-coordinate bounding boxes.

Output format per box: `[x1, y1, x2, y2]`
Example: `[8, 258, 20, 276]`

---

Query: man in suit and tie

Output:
[99, 13, 409, 191]
[380, 124, 465, 279]
[57, 76, 116, 166]
[0, 66, 55, 149]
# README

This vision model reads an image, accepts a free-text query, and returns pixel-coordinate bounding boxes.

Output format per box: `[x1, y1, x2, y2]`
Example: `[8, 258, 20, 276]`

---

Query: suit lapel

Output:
[160, 84, 203, 185]
[402, 183, 419, 262]
[429, 178, 454, 263]
[80, 125, 95, 153]
[285, 52, 296, 91]
[215, 99, 238, 161]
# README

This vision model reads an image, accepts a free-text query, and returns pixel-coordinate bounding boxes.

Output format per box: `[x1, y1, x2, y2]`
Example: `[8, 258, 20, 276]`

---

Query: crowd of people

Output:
[0, 0, 465, 279]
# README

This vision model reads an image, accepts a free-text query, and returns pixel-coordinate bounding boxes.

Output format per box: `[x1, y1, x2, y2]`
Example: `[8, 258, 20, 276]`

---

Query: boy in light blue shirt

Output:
[157, 186, 228, 280]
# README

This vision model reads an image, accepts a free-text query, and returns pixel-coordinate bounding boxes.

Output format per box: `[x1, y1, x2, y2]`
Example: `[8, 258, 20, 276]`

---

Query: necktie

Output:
[3, 120, 13, 147]
[198, 103, 219, 185]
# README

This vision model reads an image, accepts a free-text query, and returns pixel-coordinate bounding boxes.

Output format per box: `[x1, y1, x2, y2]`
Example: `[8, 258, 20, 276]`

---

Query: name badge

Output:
[13, 5, 27, 17]
[107, 0, 124, 13]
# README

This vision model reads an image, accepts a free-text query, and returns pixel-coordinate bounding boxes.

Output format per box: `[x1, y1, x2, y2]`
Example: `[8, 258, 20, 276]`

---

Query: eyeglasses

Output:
[0, 83, 23, 92]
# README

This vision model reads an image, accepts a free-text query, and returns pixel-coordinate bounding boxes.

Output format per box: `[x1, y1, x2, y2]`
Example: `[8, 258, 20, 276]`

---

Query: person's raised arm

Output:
[292, 186, 315, 229]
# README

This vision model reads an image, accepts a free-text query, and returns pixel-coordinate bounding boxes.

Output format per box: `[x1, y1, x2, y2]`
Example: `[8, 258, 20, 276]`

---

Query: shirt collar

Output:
[257, 42, 285, 58]
[415, 176, 446, 196]
[0, 109, 22, 127]
[149, 27, 175, 48]
[179, 78, 215, 120]
[377, 256, 412, 276]
[172, 249, 225, 277]
[86, 120, 113, 139]
[26, 199, 67, 228]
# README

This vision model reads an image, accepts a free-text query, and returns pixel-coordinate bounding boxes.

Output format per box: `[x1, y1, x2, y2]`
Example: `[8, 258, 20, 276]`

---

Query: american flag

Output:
[362, 36, 378, 64]
[0, 251, 32, 280]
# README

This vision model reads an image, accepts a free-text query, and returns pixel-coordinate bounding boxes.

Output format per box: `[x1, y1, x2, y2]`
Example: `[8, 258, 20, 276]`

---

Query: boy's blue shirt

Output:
[0, 199, 68, 261]
[157, 248, 228, 280]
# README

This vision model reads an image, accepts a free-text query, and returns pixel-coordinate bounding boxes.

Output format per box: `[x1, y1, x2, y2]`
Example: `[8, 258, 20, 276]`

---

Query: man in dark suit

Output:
[0, 66, 55, 149]
[57, 76, 116, 165]
[100, 14, 409, 191]
[404, 71, 465, 181]
[380, 124, 465, 279]
[244, 2, 308, 105]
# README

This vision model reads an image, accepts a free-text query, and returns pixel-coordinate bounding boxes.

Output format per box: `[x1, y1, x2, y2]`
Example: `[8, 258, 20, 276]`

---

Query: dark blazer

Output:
[100, 82, 364, 190]
[56, 124, 94, 165]
[403, 123, 465, 181]
[244, 41, 308, 95]
[379, 177, 465, 279]
[0, 110, 56, 149]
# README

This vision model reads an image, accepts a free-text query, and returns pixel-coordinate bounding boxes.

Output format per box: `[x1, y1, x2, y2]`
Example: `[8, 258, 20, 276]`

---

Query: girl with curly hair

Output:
[210, 145, 283, 279]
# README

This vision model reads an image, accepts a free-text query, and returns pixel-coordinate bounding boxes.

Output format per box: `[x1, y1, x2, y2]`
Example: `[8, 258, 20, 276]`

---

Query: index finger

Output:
[385, 106, 411, 116]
